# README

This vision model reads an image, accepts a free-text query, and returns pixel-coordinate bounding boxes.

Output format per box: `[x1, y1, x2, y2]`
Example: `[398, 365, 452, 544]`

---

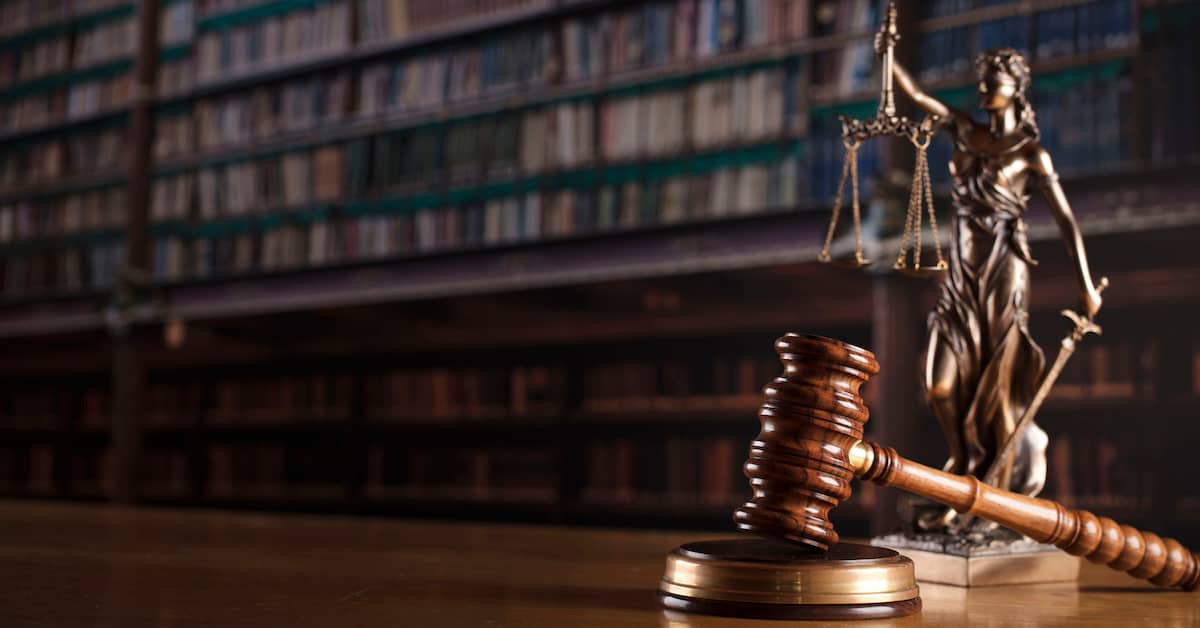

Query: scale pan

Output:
[826, 258, 874, 270]
[895, 266, 946, 278]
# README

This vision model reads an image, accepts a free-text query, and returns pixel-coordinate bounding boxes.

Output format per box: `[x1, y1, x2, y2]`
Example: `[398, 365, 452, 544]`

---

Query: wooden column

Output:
[111, 340, 144, 503]
[125, 0, 159, 273]
[112, 0, 161, 504]
[868, 274, 924, 535]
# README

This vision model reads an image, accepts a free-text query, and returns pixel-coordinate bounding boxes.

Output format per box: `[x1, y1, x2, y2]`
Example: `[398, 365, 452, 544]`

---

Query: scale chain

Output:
[819, 0, 946, 275]
[850, 143, 863, 265]
[914, 148, 924, 269]
[895, 147, 921, 269]
[923, 147, 945, 269]
[893, 128, 948, 273]
[820, 141, 866, 265]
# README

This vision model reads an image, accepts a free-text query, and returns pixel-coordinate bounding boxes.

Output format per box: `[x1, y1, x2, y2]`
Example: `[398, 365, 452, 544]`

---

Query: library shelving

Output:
[0, 0, 1198, 540]
[0, 0, 1164, 298]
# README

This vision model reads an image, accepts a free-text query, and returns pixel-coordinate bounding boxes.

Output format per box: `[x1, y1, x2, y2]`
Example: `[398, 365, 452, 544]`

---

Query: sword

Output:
[952, 277, 1108, 529]
[983, 276, 1107, 487]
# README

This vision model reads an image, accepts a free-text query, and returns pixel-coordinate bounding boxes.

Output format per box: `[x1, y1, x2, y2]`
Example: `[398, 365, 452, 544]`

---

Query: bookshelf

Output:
[0, 0, 1198, 540]
[0, 0, 1164, 298]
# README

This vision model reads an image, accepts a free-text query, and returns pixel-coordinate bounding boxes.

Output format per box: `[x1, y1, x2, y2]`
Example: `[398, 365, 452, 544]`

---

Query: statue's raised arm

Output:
[873, 28, 966, 125]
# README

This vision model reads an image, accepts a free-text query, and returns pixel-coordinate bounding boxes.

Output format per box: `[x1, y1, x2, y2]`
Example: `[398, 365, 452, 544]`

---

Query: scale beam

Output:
[818, 0, 947, 275]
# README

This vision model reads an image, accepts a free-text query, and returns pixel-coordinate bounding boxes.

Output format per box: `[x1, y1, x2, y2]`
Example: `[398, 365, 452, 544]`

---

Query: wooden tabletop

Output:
[1, 501, 1196, 627]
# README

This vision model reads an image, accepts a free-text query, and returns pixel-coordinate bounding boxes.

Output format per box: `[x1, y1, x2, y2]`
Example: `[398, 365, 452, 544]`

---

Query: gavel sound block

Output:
[658, 333, 1199, 620]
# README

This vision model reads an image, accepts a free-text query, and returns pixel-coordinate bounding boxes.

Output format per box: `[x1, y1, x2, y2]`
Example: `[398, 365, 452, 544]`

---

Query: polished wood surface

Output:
[0, 501, 1195, 628]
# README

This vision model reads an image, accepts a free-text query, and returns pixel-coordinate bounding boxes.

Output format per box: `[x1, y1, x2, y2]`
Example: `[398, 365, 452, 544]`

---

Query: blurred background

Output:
[0, 0, 1197, 543]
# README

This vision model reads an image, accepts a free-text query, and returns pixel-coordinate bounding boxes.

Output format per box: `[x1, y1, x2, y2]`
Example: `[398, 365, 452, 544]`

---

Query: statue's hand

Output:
[1082, 276, 1108, 321]
[874, 31, 886, 57]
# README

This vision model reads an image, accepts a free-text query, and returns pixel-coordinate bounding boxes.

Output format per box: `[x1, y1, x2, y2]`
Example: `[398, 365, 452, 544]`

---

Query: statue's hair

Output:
[975, 47, 1039, 140]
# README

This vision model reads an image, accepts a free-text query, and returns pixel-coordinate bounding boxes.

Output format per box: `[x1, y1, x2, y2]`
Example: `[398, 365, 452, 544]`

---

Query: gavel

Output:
[733, 333, 1200, 591]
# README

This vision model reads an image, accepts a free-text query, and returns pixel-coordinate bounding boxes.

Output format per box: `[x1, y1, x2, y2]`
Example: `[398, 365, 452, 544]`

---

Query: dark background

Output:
[0, 0, 1197, 543]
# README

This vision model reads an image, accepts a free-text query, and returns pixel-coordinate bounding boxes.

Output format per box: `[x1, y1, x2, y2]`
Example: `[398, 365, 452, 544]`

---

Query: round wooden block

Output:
[658, 539, 921, 621]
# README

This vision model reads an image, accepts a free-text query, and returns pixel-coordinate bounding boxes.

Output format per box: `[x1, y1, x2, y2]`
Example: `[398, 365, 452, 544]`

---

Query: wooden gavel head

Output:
[733, 333, 879, 552]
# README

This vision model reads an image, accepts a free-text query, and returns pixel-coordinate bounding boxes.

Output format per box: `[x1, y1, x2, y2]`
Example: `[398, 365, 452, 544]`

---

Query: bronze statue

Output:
[879, 42, 1105, 533]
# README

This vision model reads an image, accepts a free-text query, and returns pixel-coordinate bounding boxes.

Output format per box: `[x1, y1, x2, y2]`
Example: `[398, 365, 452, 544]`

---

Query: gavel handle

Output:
[853, 441, 1200, 591]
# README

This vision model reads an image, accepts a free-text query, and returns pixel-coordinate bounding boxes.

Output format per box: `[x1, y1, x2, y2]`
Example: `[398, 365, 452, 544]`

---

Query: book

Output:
[688, 66, 787, 151]
[144, 382, 206, 428]
[1035, 7, 1076, 62]
[0, 34, 71, 89]
[582, 435, 743, 507]
[809, 0, 877, 99]
[917, 27, 969, 83]
[809, 103, 883, 201]
[195, 70, 351, 152]
[73, 13, 136, 69]
[1052, 432, 1149, 516]
[357, 0, 551, 45]
[160, 0, 195, 48]
[0, 125, 125, 189]
[195, 1, 351, 84]
[365, 364, 565, 420]
[520, 101, 593, 171]
[919, 0, 972, 20]
[0, 0, 70, 39]
[158, 55, 194, 98]
[155, 111, 194, 160]
[977, 15, 1031, 59]
[1049, 337, 1140, 401]
[581, 354, 772, 414]
[209, 373, 353, 425]
[364, 443, 557, 503]
[0, 183, 126, 294]
[1032, 62, 1133, 175]
[1145, 2, 1197, 164]
[66, 73, 132, 119]
[191, 145, 339, 220]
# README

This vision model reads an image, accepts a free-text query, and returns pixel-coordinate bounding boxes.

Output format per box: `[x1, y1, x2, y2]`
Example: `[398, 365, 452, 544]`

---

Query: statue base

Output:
[871, 532, 1080, 587]
[658, 539, 921, 620]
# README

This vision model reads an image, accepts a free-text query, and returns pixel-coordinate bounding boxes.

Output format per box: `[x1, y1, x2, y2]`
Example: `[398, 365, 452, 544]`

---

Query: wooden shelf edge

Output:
[2, 188, 1199, 339]
[0, 1, 132, 49]
[366, 416, 562, 431]
[916, 0, 1108, 33]
[0, 106, 132, 146]
[158, 210, 827, 323]
[153, 40, 1136, 174]
[0, 169, 127, 203]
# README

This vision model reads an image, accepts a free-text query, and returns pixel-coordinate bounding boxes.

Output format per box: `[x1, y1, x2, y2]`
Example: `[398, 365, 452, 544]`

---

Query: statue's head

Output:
[975, 48, 1039, 139]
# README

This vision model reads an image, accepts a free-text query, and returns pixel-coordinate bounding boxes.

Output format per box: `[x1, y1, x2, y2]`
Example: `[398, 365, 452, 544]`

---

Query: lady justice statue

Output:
[877, 38, 1105, 535]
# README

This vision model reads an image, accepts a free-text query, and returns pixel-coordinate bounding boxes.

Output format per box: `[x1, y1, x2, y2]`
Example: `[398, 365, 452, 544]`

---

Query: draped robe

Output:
[926, 117, 1048, 499]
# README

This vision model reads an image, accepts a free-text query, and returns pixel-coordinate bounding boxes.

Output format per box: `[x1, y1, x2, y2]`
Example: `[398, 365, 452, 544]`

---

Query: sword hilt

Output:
[1061, 276, 1108, 343]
